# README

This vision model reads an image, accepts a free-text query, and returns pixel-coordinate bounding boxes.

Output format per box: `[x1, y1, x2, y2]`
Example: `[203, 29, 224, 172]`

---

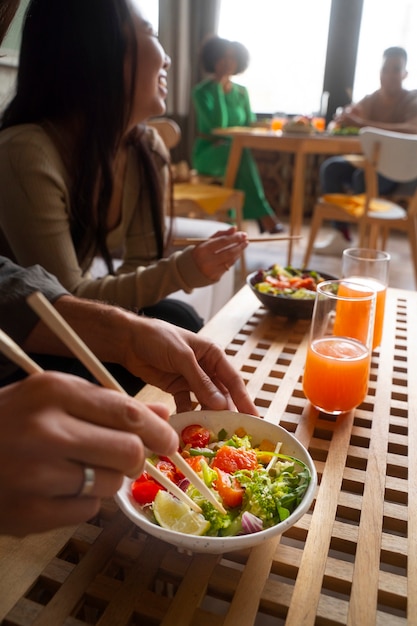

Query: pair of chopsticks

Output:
[172, 235, 302, 246]
[0, 291, 226, 515]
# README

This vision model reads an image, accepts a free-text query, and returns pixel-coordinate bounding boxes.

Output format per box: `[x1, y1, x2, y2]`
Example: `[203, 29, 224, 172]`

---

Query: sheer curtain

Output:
[158, 0, 221, 159]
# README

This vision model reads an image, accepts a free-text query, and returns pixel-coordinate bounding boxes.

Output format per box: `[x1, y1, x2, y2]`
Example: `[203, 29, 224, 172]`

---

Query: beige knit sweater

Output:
[0, 123, 214, 311]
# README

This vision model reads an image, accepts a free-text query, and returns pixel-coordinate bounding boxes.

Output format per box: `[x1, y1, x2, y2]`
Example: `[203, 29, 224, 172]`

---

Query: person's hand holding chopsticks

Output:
[0, 369, 178, 536]
[189, 226, 248, 280]
[26, 292, 228, 513]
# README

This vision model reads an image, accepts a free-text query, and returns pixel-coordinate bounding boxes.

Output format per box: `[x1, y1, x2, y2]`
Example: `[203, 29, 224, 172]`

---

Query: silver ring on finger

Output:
[77, 466, 96, 497]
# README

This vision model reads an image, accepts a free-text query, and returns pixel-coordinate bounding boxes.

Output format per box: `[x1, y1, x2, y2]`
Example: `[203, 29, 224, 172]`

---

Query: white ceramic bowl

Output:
[115, 411, 317, 554]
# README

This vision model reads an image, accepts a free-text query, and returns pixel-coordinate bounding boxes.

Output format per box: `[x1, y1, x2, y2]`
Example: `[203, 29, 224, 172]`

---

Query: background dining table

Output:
[212, 127, 362, 264]
[0, 283, 415, 626]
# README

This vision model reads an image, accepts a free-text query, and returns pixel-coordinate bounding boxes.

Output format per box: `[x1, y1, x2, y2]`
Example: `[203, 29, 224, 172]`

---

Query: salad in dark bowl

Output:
[247, 265, 337, 319]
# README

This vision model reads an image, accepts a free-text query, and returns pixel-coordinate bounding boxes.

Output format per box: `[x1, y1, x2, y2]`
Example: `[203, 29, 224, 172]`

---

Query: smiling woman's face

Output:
[126, 5, 171, 130]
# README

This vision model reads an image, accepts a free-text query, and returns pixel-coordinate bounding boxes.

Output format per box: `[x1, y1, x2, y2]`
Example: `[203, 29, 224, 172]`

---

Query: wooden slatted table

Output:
[1, 285, 416, 626]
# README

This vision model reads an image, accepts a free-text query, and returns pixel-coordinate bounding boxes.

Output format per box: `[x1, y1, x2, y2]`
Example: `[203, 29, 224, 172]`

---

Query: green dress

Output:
[191, 79, 276, 221]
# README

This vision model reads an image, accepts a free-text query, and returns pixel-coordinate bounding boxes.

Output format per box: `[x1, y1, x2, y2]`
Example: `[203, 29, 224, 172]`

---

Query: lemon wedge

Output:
[153, 491, 210, 536]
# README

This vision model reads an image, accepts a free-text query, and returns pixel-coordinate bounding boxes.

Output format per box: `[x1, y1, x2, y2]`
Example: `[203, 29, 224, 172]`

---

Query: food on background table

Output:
[282, 115, 315, 134]
[252, 265, 326, 300]
[330, 126, 360, 135]
[131, 423, 312, 537]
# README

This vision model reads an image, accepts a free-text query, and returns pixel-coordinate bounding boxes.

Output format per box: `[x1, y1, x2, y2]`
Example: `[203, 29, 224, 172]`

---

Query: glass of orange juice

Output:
[312, 116, 326, 132]
[271, 116, 286, 131]
[342, 248, 390, 350]
[303, 279, 376, 415]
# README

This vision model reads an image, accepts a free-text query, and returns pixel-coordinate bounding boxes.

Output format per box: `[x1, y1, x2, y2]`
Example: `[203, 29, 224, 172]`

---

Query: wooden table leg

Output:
[287, 151, 307, 265]
[223, 137, 243, 188]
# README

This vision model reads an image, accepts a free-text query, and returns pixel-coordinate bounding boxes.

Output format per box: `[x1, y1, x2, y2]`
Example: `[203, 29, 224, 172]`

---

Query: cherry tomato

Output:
[181, 424, 211, 448]
[134, 471, 152, 483]
[212, 446, 258, 473]
[214, 467, 244, 508]
[131, 477, 164, 505]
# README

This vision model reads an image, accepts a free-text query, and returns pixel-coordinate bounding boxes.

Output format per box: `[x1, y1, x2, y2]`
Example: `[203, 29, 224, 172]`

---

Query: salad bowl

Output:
[247, 266, 337, 319]
[115, 410, 317, 554]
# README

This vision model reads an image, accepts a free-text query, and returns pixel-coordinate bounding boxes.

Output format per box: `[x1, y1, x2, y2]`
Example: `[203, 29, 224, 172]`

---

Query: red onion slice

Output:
[241, 511, 263, 534]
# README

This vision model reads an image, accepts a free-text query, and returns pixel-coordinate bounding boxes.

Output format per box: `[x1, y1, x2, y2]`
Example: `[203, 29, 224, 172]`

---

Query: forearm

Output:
[359, 118, 417, 134]
[22, 293, 258, 415]
[23, 295, 133, 366]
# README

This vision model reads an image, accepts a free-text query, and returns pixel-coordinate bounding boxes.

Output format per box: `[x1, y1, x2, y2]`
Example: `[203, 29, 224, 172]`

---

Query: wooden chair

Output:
[303, 126, 417, 285]
[147, 117, 247, 278]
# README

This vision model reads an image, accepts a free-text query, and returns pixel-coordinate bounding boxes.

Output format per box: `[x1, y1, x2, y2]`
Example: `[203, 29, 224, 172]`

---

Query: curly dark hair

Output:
[200, 35, 250, 75]
[230, 40, 250, 74]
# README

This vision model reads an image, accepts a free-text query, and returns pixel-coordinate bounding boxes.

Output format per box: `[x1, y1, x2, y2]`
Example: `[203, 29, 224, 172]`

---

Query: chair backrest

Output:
[147, 117, 181, 150]
[359, 126, 417, 182]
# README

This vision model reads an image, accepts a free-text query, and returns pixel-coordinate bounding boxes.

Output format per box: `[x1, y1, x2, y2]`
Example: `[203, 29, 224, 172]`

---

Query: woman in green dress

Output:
[192, 36, 284, 234]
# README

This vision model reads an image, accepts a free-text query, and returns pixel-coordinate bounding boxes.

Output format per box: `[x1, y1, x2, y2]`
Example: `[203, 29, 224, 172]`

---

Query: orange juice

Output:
[312, 116, 326, 132]
[271, 117, 285, 131]
[303, 336, 370, 414]
[341, 276, 386, 349]
[334, 281, 375, 347]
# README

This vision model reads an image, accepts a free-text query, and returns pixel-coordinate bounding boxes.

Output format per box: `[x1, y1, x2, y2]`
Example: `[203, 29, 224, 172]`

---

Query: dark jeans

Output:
[0, 298, 203, 395]
[320, 156, 398, 232]
[140, 298, 203, 333]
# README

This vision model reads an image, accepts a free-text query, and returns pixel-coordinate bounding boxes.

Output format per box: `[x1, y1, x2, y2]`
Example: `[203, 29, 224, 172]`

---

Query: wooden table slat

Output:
[1, 285, 415, 626]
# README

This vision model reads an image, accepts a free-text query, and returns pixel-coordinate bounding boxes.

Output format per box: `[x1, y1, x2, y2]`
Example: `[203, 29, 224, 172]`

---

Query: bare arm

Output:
[340, 107, 417, 134]
[334, 94, 417, 134]
[23, 294, 258, 415]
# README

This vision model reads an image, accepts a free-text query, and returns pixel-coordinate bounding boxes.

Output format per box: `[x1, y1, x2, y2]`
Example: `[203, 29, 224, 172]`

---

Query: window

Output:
[217, 0, 332, 116]
[353, 0, 417, 101]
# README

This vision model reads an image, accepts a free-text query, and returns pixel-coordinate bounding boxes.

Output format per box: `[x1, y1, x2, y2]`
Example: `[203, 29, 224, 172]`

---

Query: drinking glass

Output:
[271, 116, 286, 131]
[342, 248, 390, 350]
[303, 279, 376, 415]
[312, 116, 326, 132]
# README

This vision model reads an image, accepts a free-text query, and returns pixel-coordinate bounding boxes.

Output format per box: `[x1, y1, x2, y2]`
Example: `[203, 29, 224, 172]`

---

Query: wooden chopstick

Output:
[27, 291, 126, 393]
[0, 328, 44, 375]
[26, 291, 227, 515]
[172, 235, 302, 246]
[0, 325, 202, 513]
[142, 459, 202, 513]
[266, 441, 283, 472]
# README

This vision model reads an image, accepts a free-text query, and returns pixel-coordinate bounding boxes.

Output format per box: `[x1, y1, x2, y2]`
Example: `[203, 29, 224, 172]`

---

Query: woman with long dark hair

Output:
[0, 0, 247, 331]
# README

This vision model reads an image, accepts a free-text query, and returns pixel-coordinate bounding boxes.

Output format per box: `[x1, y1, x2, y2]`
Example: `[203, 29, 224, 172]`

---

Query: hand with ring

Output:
[0, 372, 178, 536]
[77, 466, 96, 497]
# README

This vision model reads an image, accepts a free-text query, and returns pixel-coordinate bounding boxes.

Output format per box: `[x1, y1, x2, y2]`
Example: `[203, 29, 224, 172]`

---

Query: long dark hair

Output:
[1, 0, 166, 272]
